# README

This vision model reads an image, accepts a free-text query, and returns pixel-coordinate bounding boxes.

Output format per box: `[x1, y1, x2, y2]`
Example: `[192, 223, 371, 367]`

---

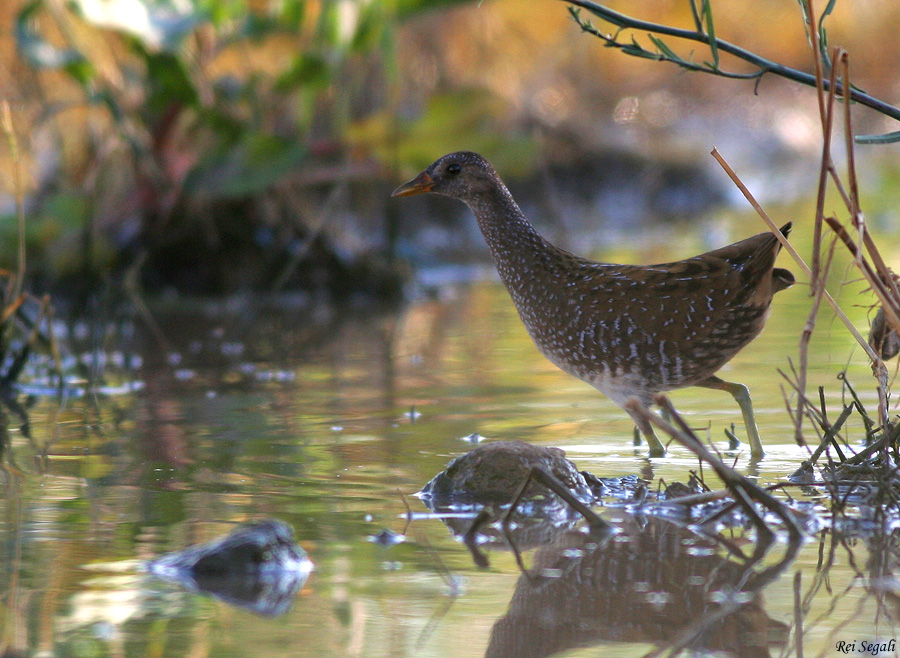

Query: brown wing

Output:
[544, 224, 792, 390]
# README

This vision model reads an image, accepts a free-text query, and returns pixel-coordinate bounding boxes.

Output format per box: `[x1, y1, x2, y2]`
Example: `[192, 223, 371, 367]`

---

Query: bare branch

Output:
[565, 0, 900, 139]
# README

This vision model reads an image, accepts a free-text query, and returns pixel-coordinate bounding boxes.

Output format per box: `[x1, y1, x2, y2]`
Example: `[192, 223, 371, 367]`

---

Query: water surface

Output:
[1, 257, 899, 657]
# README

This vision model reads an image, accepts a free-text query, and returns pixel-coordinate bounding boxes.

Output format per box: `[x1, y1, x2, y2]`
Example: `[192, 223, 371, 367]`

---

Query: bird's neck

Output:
[467, 183, 552, 281]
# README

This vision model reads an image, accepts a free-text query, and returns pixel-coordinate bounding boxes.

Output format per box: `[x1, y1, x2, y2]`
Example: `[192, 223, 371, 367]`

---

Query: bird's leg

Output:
[626, 405, 666, 457]
[633, 406, 671, 448]
[696, 375, 764, 459]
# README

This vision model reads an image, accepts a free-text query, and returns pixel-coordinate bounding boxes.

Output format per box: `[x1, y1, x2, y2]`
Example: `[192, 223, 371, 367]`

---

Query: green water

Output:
[1, 239, 898, 657]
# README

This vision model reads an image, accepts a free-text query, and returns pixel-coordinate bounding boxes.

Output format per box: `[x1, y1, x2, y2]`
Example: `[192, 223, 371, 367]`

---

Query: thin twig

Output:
[809, 403, 854, 465]
[565, 0, 900, 127]
[797, 231, 837, 443]
[810, 38, 840, 288]
[795, 570, 805, 658]
[627, 397, 804, 543]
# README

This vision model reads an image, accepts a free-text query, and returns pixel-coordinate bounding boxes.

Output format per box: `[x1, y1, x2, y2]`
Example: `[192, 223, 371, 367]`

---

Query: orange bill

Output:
[391, 171, 434, 197]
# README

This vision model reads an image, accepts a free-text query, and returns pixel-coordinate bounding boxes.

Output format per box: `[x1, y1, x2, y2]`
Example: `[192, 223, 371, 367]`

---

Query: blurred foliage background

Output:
[1, 0, 899, 298]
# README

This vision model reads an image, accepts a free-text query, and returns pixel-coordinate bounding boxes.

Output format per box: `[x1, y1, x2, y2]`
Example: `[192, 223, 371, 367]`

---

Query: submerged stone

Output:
[147, 519, 312, 617]
[420, 440, 597, 504]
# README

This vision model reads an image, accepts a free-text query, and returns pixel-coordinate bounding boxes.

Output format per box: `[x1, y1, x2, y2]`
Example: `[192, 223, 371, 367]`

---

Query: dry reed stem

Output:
[0, 296, 25, 327]
[0, 101, 25, 305]
[815, 51, 896, 424]
[800, 35, 846, 442]
[41, 295, 65, 389]
[805, 0, 826, 127]
[806, 0, 826, 284]
[825, 218, 900, 328]
[709, 149, 877, 364]
[794, 570, 805, 658]
[778, 2, 897, 434]
[796, 227, 837, 443]
[827, 53, 900, 329]
[839, 53, 861, 222]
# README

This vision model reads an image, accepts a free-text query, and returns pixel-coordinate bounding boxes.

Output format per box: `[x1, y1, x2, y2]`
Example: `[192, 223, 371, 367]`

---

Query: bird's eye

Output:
[447, 163, 461, 175]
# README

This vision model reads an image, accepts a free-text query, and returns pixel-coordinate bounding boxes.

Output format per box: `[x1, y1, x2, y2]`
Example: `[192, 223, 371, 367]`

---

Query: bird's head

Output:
[391, 152, 499, 204]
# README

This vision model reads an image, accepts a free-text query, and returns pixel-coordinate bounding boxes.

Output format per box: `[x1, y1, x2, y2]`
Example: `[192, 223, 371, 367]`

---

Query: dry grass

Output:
[710, 1, 900, 515]
[0, 99, 60, 391]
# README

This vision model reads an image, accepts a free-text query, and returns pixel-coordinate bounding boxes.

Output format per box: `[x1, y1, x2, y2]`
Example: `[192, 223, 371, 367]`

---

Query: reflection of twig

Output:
[793, 571, 805, 658]
[460, 465, 613, 574]
[644, 519, 801, 658]
[414, 533, 463, 651]
[499, 465, 612, 578]
[123, 251, 172, 354]
[1, 470, 26, 656]
[399, 489, 414, 536]
[502, 466, 610, 534]
[463, 509, 492, 569]
[272, 162, 351, 292]
[803, 532, 866, 622]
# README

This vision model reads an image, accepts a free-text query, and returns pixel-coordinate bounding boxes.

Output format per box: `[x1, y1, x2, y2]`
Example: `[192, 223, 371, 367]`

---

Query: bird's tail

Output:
[772, 222, 794, 292]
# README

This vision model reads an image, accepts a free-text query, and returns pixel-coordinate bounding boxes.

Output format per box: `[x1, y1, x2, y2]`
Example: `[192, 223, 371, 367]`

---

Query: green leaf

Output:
[689, 0, 703, 32]
[821, 0, 838, 19]
[239, 12, 283, 42]
[351, 2, 383, 53]
[622, 43, 658, 59]
[141, 49, 199, 114]
[63, 58, 96, 86]
[702, 0, 719, 68]
[578, 1, 630, 28]
[349, 89, 537, 177]
[275, 53, 330, 92]
[316, 1, 342, 47]
[796, 0, 811, 25]
[394, 0, 476, 20]
[280, 0, 306, 28]
[648, 35, 680, 61]
[194, 110, 243, 145]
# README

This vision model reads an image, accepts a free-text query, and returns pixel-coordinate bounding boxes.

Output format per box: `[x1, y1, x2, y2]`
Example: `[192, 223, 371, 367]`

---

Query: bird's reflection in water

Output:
[484, 515, 794, 658]
[420, 440, 800, 658]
